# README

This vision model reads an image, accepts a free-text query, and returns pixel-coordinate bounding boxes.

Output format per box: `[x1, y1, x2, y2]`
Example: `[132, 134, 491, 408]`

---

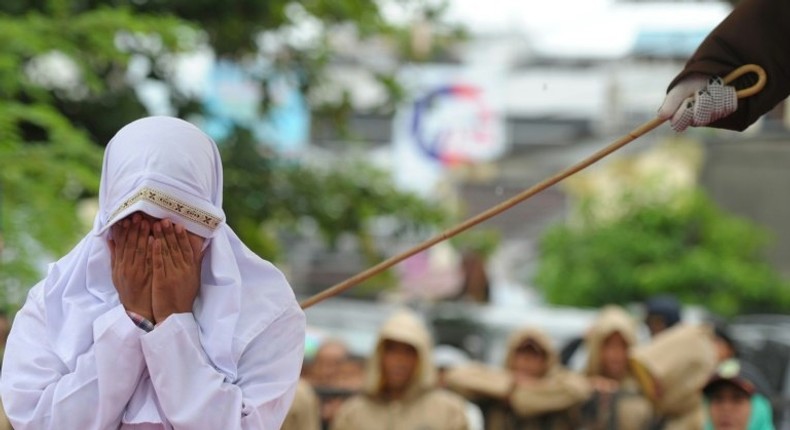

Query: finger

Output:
[108, 238, 117, 268]
[658, 92, 686, 121]
[133, 219, 151, 267]
[189, 234, 207, 263]
[112, 219, 131, 263]
[161, 219, 183, 263]
[658, 74, 708, 120]
[153, 221, 171, 266]
[670, 98, 694, 132]
[146, 236, 154, 274]
[174, 223, 195, 264]
[152, 236, 166, 278]
[127, 214, 143, 266]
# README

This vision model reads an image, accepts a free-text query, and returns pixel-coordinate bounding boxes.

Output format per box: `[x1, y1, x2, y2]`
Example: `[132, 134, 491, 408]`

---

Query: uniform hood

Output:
[630, 324, 717, 415]
[584, 305, 638, 377]
[504, 327, 558, 376]
[364, 309, 436, 399]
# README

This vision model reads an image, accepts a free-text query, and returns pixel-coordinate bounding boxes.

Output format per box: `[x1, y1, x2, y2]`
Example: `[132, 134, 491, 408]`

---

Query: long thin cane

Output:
[300, 64, 767, 310]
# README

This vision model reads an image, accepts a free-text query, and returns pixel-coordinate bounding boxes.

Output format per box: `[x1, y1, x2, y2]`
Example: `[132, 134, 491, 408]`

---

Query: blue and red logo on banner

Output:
[410, 83, 498, 165]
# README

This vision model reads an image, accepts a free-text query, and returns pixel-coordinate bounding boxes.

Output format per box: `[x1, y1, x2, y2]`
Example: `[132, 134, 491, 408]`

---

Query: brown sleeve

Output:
[508, 370, 592, 417]
[444, 363, 514, 401]
[668, 0, 790, 131]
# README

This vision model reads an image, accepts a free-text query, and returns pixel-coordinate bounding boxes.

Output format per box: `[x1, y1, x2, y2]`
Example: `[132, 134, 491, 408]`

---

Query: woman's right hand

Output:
[109, 213, 154, 321]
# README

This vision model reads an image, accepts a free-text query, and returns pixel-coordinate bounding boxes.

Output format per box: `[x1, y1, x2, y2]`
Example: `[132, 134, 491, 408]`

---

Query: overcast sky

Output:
[440, 0, 732, 57]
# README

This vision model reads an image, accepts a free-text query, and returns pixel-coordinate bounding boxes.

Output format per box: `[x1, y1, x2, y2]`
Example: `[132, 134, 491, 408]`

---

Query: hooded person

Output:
[644, 295, 681, 338]
[582, 306, 654, 430]
[630, 324, 719, 430]
[330, 309, 469, 430]
[0, 116, 306, 429]
[446, 327, 591, 430]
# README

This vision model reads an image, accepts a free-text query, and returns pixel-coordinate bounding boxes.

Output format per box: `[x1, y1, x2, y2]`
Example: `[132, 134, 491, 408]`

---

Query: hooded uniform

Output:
[281, 379, 321, 430]
[330, 310, 469, 430]
[447, 327, 591, 430]
[630, 324, 718, 430]
[583, 306, 653, 430]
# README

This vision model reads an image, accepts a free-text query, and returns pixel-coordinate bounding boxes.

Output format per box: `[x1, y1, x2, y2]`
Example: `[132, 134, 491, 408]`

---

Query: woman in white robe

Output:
[0, 116, 306, 430]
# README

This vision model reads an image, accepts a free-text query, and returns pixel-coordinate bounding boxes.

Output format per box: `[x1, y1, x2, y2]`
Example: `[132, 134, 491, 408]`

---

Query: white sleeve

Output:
[0, 289, 147, 430]
[140, 305, 305, 430]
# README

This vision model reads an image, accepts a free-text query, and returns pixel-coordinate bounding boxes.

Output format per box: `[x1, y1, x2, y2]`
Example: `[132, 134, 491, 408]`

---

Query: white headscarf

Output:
[43, 116, 290, 380]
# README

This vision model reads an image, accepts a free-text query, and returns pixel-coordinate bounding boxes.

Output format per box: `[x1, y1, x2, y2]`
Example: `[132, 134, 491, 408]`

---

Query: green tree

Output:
[0, 0, 454, 304]
[534, 189, 790, 317]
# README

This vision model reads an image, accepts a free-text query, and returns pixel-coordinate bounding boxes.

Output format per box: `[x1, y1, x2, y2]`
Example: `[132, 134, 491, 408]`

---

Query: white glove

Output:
[658, 73, 738, 132]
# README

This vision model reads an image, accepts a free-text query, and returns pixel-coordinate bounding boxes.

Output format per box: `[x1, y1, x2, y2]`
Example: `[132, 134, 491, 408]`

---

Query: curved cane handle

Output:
[725, 64, 767, 98]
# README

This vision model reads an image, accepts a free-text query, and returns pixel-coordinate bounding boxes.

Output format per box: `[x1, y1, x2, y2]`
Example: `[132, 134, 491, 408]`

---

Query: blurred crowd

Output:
[286, 297, 778, 430]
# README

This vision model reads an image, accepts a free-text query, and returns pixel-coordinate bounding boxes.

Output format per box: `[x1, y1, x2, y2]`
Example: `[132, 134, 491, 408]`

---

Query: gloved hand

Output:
[658, 73, 738, 132]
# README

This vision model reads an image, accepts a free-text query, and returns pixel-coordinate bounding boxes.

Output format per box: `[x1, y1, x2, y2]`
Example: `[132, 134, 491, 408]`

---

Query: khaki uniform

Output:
[0, 402, 10, 430]
[583, 306, 654, 430]
[330, 310, 469, 430]
[447, 327, 591, 430]
[281, 379, 320, 430]
[630, 324, 718, 430]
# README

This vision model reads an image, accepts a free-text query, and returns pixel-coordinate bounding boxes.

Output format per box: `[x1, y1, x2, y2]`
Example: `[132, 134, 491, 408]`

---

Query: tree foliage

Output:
[535, 189, 790, 317]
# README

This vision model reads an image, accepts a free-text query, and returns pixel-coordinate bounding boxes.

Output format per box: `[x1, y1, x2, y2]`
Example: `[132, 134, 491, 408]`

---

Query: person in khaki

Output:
[281, 379, 321, 430]
[330, 309, 469, 430]
[446, 327, 591, 430]
[630, 324, 718, 430]
[582, 306, 654, 430]
[307, 339, 358, 428]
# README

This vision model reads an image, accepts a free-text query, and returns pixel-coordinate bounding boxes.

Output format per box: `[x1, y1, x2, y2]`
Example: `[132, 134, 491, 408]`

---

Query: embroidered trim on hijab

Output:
[106, 187, 222, 232]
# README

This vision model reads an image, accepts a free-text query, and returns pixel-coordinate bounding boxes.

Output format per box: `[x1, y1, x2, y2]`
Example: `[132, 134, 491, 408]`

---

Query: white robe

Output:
[3, 285, 304, 429]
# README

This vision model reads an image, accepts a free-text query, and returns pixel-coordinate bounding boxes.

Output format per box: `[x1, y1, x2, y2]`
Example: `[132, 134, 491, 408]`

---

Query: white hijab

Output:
[43, 116, 288, 380]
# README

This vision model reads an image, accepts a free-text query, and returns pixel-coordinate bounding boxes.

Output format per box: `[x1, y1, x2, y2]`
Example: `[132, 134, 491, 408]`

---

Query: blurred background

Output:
[3, 0, 790, 425]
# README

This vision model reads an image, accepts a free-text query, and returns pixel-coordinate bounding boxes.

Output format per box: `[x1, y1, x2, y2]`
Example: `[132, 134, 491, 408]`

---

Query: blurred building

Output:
[193, 0, 790, 299]
[292, 0, 745, 299]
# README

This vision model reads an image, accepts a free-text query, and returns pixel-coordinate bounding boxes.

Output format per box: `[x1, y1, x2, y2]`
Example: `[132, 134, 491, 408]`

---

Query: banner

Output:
[393, 65, 506, 194]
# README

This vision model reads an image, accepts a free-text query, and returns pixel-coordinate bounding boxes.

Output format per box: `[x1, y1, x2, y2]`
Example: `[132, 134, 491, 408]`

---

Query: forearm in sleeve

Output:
[668, 0, 790, 130]
[1, 301, 147, 430]
[509, 372, 592, 417]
